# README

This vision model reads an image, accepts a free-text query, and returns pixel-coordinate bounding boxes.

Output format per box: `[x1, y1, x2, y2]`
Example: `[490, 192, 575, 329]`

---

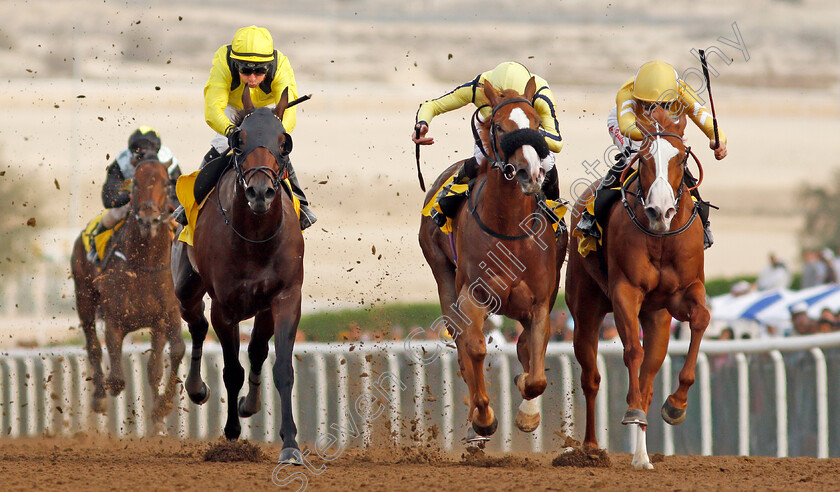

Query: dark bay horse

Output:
[171, 88, 304, 464]
[566, 106, 709, 469]
[70, 155, 184, 431]
[419, 78, 568, 441]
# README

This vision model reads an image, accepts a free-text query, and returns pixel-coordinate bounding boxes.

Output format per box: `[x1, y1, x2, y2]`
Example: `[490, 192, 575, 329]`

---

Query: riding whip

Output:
[698, 50, 720, 149]
[415, 126, 426, 192]
[287, 94, 312, 108]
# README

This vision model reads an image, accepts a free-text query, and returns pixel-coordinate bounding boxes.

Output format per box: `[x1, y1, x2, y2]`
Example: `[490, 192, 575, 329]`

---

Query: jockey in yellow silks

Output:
[412, 61, 563, 201]
[576, 60, 728, 249]
[174, 25, 315, 230]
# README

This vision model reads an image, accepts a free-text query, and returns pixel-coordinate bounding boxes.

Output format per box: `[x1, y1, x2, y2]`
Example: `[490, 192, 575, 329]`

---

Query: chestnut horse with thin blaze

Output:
[70, 154, 184, 431]
[420, 78, 568, 441]
[171, 87, 304, 464]
[565, 106, 709, 469]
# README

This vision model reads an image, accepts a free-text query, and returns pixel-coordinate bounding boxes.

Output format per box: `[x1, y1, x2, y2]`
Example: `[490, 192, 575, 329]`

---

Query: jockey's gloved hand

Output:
[412, 122, 434, 145]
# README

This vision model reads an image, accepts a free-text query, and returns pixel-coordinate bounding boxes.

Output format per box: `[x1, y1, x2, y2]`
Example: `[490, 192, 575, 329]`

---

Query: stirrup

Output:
[575, 211, 600, 240]
[703, 224, 714, 249]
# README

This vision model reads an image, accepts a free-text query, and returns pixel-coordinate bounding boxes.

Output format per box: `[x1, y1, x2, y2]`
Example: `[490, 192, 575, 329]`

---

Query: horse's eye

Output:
[495, 123, 503, 132]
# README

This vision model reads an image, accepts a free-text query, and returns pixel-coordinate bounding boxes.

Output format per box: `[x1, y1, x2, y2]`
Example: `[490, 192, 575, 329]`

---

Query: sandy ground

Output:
[0, 436, 838, 491]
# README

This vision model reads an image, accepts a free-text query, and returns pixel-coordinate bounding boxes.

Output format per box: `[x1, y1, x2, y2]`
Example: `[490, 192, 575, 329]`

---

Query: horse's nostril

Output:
[265, 188, 276, 201]
[245, 187, 257, 201]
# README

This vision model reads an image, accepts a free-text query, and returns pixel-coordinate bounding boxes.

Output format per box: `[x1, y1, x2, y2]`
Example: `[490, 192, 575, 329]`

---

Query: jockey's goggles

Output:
[236, 61, 269, 76]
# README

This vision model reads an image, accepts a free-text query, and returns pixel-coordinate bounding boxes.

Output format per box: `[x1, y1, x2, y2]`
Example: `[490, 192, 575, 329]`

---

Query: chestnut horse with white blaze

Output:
[419, 78, 568, 442]
[566, 106, 709, 469]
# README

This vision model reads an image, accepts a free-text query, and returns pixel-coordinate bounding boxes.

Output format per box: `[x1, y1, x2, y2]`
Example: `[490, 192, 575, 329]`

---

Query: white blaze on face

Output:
[509, 107, 541, 182]
[646, 137, 678, 227]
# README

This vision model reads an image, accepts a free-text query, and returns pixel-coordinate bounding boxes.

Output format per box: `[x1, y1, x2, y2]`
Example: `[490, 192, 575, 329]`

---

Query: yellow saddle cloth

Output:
[175, 170, 301, 246]
[421, 175, 568, 235]
[82, 213, 125, 261]
[572, 200, 603, 258]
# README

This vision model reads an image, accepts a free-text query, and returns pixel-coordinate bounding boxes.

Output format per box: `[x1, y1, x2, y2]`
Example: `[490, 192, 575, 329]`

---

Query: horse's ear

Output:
[278, 132, 293, 157]
[274, 87, 289, 121]
[483, 80, 500, 107]
[675, 114, 688, 136]
[524, 76, 537, 101]
[241, 85, 255, 111]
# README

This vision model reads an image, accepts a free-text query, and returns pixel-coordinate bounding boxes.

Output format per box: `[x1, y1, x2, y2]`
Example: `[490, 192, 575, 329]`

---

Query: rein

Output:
[470, 97, 534, 179]
[467, 177, 540, 241]
[619, 131, 700, 238]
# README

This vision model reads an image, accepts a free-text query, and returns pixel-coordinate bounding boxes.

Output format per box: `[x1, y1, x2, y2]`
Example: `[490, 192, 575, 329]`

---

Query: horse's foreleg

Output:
[172, 241, 209, 405]
[212, 304, 244, 440]
[104, 325, 126, 396]
[456, 295, 495, 437]
[272, 288, 303, 464]
[238, 310, 273, 418]
[146, 330, 166, 423]
[514, 305, 550, 433]
[80, 320, 107, 413]
[611, 282, 647, 424]
[663, 283, 710, 425]
[152, 314, 186, 426]
[630, 309, 671, 470]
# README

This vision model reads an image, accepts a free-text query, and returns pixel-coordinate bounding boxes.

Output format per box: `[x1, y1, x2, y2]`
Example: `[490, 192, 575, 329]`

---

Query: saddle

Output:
[82, 213, 125, 264]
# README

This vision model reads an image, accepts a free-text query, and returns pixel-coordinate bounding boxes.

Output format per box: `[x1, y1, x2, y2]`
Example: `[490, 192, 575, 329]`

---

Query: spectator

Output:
[600, 313, 619, 341]
[716, 327, 735, 340]
[790, 302, 815, 336]
[801, 249, 826, 288]
[816, 308, 835, 334]
[820, 249, 838, 284]
[755, 253, 792, 291]
[550, 310, 573, 341]
[730, 280, 753, 297]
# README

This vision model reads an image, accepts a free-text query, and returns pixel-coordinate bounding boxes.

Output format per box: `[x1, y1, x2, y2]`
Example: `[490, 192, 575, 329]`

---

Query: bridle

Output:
[131, 159, 172, 226]
[216, 135, 288, 244]
[471, 96, 534, 180]
[620, 131, 700, 238]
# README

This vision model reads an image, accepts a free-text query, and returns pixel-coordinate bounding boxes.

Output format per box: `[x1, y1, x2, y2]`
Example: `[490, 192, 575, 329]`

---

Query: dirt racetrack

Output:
[0, 435, 837, 491]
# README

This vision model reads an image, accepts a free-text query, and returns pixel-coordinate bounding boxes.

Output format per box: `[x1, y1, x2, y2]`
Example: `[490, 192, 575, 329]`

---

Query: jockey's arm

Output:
[101, 162, 131, 209]
[204, 46, 236, 136]
[270, 54, 298, 133]
[414, 75, 481, 137]
[533, 84, 563, 154]
[678, 82, 728, 159]
[616, 79, 645, 142]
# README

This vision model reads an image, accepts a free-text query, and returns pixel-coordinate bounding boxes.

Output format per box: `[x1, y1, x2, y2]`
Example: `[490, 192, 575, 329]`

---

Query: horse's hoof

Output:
[278, 447, 303, 465]
[224, 424, 241, 440]
[188, 382, 210, 405]
[91, 397, 107, 415]
[464, 427, 490, 448]
[106, 378, 125, 396]
[661, 399, 687, 426]
[150, 421, 166, 436]
[472, 408, 498, 437]
[632, 459, 655, 470]
[515, 409, 540, 433]
[621, 408, 648, 426]
[238, 397, 257, 418]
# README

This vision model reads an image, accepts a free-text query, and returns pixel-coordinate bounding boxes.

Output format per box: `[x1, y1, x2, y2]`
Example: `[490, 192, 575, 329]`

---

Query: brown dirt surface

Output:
[552, 447, 611, 468]
[1, 436, 839, 491]
[203, 439, 268, 463]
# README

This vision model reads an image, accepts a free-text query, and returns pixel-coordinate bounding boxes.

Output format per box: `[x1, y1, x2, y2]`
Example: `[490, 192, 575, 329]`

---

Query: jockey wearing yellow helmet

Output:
[175, 25, 315, 229]
[577, 60, 727, 248]
[412, 61, 564, 200]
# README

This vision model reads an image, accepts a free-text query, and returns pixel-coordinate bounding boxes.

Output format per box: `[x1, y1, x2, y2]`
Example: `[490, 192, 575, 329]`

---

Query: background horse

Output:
[419, 79, 568, 442]
[171, 88, 305, 464]
[70, 154, 184, 431]
[566, 106, 709, 469]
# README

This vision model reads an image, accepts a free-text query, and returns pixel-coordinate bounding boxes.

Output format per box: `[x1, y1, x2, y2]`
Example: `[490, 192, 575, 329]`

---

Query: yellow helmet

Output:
[488, 61, 532, 92]
[633, 61, 679, 103]
[127, 126, 161, 153]
[230, 26, 274, 64]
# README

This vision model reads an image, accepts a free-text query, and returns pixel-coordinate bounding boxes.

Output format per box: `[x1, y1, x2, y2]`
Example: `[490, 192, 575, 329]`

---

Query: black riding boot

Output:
[541, 166, 560, 201]
[684, 171, 713, 249]
[284, 157, 317, 230]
